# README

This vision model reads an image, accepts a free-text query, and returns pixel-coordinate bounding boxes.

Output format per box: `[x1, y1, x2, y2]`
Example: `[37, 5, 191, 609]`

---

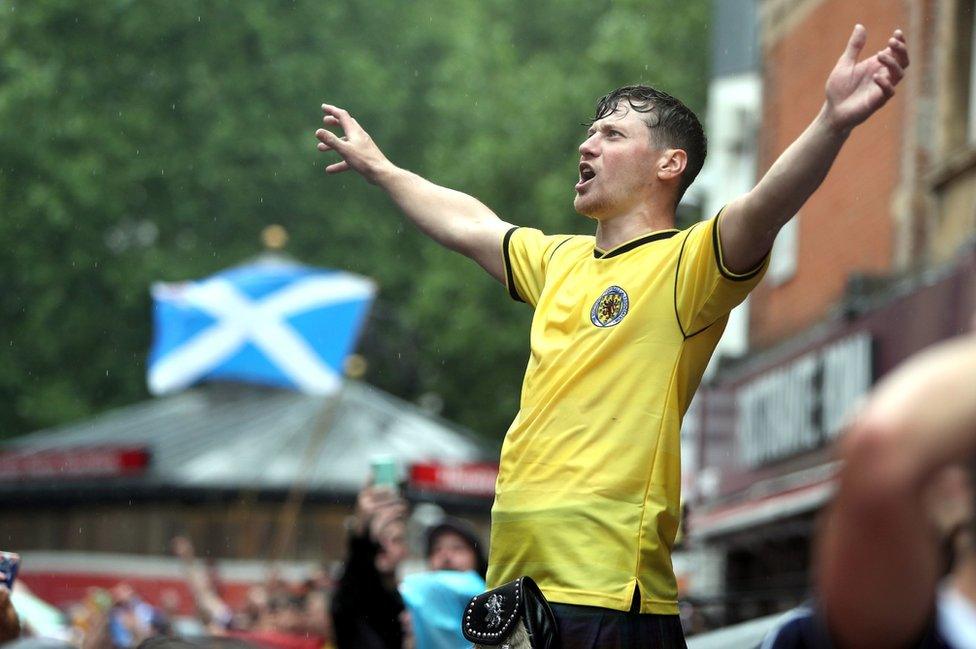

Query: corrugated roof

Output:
[2, 381, 493, 496]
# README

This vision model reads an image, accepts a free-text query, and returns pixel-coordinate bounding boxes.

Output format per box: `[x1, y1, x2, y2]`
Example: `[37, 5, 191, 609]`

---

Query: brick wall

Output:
[748, 0, 909, 348]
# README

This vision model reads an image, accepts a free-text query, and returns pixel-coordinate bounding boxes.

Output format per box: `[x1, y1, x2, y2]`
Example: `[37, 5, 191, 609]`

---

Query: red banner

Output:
[409, 462, 498, 497]
[0, 447, 151, 480]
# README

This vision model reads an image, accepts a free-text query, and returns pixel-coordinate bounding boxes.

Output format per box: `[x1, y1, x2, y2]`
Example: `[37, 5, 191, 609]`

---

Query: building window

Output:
[969, 2, 976, 143]
[946, 0, 976, 150]
[961, 2, 976, 145]
[929, 0, 976, 263]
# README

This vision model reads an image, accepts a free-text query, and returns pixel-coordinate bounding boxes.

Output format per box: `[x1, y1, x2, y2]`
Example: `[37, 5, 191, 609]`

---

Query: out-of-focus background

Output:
[0, 0, 973, 646]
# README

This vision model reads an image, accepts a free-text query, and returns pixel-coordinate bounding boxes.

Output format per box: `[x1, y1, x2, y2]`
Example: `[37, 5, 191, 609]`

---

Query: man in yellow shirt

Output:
[315, 25, 908, 648]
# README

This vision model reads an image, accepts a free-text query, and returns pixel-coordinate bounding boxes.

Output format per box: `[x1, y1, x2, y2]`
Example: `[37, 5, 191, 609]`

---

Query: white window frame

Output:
[968, 1, 976, 143]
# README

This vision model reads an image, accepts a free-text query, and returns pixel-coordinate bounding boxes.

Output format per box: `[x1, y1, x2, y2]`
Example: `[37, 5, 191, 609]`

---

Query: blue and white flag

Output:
[148, 258, 376, 396]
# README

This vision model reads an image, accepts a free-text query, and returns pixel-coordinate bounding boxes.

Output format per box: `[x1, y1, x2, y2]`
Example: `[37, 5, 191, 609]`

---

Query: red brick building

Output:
[685, 0, 976, 628]
[749, 0, 910, 348]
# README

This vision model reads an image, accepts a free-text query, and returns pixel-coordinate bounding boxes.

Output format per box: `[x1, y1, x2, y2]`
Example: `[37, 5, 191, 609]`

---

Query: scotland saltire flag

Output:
[148, 258, 376, 396]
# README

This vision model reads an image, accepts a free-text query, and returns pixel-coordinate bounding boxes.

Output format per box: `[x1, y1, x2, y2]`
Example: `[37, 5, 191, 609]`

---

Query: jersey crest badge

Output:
[591, 285, 629, 327]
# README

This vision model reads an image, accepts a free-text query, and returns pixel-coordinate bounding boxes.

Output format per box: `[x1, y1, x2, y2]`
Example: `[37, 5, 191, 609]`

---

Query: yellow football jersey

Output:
[487, 214, 767, 614]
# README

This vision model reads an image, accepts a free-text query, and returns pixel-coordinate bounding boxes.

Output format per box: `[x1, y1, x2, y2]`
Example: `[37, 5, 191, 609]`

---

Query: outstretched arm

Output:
[817, 333, 976, 648]
[315, 105, 513, 283]
[171, 536, 233, 628]
[718, 25, 909, 273]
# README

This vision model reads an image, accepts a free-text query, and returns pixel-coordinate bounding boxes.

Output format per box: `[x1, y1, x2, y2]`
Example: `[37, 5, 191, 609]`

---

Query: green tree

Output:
[0, 0, 709, 440]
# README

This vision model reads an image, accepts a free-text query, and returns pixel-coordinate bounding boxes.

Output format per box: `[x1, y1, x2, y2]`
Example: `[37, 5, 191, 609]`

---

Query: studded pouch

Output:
[461, 576, 560, 649]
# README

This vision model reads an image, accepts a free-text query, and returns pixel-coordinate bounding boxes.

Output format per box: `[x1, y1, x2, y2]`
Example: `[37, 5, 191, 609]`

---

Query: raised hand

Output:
[368, 497, 408, 543]
[171, 535, 196, 562]
[824, 25, 909, 133]
[315, 104, 392, 183]
[353, 484, 404, 537]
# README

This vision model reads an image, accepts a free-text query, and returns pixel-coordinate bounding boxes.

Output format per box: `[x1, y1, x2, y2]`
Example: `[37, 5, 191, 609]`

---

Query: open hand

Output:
[369, 498, 409, 543]
[315, 104, 392, 183]
[824, 25, 909, 132]
[171, 535, 195, 561]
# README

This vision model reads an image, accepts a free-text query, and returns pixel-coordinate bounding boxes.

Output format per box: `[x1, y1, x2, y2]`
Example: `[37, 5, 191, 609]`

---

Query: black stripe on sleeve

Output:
[712, 214, 765, 282]
[675, 234, 721, 339]
[502, 227, 524, 303]
[673, 229, 691, 338]
[673, 224, 726, 339]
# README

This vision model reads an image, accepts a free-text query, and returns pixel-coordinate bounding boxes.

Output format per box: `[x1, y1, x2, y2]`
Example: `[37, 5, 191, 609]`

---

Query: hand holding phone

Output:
[370, 456, 399, 489]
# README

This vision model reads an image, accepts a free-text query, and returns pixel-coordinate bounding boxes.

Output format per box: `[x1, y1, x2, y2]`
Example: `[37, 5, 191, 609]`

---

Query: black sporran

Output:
[462, 576, 560, 649]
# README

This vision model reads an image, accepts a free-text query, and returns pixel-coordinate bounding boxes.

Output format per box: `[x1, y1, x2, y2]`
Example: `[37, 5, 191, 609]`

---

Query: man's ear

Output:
[656, 149, 688, 181]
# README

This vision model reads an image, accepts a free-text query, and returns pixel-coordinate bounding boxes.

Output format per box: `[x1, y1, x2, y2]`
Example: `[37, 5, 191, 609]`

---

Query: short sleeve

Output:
[674, 212, 768, 336]
[502, 227, 573, 307]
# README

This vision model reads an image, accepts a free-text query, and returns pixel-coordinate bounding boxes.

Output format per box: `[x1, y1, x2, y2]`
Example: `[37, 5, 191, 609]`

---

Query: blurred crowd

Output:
[0, 483, 488, 649]
[16, 331, 976, 649]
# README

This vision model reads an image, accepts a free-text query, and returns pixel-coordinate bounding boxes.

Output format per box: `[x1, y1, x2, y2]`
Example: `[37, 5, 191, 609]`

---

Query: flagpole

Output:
[269, 379, 347, 562]
[258, 225, 377, 562]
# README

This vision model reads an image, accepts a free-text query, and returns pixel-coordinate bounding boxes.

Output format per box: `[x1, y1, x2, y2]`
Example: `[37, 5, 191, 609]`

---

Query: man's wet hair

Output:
[590, 85, 707, 203]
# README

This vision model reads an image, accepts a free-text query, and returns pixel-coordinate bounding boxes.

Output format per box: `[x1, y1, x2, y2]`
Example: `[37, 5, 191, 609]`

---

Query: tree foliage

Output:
[0, 0, 709, 440]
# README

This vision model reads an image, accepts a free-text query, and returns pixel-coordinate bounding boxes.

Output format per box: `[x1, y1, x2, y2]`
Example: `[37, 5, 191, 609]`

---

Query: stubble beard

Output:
[574, 189, 614, 221]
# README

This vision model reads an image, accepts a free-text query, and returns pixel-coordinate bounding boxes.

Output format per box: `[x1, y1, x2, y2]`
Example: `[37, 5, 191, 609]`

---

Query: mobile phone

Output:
[0, 552, 20, 589]
[371, 456, 399, 489]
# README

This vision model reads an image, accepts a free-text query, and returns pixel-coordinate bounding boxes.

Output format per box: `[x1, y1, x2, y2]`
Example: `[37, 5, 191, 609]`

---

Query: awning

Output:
[688, 477, 835, 540]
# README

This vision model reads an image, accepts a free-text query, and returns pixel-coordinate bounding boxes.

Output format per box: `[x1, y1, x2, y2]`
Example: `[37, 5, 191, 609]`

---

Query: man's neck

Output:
[593, 207, 676, 251]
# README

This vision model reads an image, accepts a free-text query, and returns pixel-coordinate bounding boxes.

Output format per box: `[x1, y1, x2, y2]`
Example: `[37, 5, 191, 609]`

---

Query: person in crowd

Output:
[171, 536, 332, 646]
[330, 481, 491, 649]
[921, 465, 976, 648]
[815, 332, 976, 647]
[330, 484, 409, 649]
[315, 23, 909, 648]
[425, 518, 487, 578]
[108, 584, 169, 648]
[398, 519, 489, 649]
[759, 332, 976, 648]
[171, 538, 233, 634]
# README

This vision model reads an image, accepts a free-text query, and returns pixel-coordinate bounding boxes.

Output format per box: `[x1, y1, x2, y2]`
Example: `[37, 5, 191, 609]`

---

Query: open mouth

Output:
[576, 163, 596, 191]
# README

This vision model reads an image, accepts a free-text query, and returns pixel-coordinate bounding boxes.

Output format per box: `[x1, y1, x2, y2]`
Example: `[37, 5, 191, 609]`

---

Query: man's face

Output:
[574, 103, 660, 220]
[427, 531, 478, 572]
